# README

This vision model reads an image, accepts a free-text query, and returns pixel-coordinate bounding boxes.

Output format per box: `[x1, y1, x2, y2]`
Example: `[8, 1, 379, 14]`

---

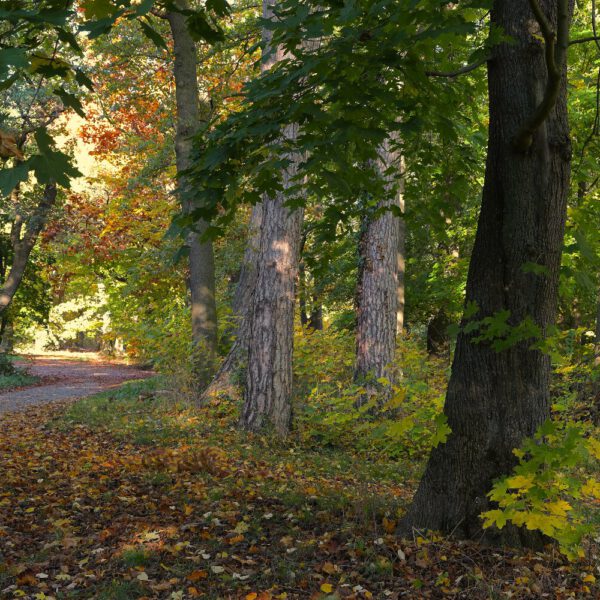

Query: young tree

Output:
[0, 181, 56, 315]
[166, 1, 218, 356]
[402, 0, 573, 541]
[396, 172, 406, 335]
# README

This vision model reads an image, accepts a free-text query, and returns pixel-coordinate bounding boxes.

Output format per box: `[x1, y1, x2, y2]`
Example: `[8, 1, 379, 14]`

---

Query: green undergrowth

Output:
[56, 332, 600, 561]
[0, 353, 39, 390]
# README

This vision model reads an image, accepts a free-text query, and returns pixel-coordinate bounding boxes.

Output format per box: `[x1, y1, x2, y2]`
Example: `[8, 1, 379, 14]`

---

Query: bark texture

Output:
[240, 0, 304, 435]
[241, 123, 303, 434]
[0, 183, 57, 315]
[167, 4, 218, 354]
[354, 138, 401, 397]
[402, 0, 572, 541]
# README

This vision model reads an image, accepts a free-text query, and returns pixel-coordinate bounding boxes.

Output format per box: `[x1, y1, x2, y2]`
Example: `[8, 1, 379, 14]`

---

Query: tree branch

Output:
[568, 35, 600, 45]
[425, 55, 490, 78]
[512, 0, 570, 151]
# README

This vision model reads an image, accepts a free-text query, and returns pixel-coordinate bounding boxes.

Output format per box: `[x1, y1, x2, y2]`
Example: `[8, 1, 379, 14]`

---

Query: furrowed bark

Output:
[354, 137, 402, 402]
[241, 145, 303, 434]
[240, 0, 305, 435]
[402, 0, 573, 543]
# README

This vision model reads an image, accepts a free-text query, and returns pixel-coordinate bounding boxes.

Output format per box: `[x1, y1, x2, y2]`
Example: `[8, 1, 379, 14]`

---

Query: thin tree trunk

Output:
[0, 183, 57, 315]
[397, 156, 406, 335]
[594, 285, 600, 366]
[167, 3, 218, 357]
[240, 0, 304, 435]
[354, 138, 401, 401]
[402, 0, 572, 543]
[308, 299, 323, 330]
[199, 205, 262, 402]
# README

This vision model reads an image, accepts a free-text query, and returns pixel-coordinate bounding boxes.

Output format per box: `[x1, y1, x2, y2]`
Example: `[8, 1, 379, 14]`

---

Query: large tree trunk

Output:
[402, 0, 572, 542]
[354, 138, 401, 400]
[167, 3, 218, 357]
[0, 183, 56, 315]
[241, 166, 303, 434]
[240, 0, 303, 435]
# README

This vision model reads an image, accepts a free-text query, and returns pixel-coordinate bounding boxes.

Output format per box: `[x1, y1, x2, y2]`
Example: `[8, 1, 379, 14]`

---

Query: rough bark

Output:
[402, 0, 572, 542]
[241, 122, 302, 435]
[0, 183, 57, 315]
[240, 0, 304, 435]
[354, 138, 401, 400]
[167, 3, 218, 355]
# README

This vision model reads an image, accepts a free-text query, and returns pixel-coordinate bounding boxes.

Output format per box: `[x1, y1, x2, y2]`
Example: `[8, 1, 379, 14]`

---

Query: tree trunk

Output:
[354, 138, 401, 400]
[199, 205, 262, 402]
[0, 183, 57, 315]
[241, 164, 303, 434]
[402, 0, 572, 542]
[427, 308, 450, 357]
[595, 285, 600, 366]
[240, 0, 304, 435]
[167, 3, 218, 357]
[308, 300, 323, 330]
[397, 156, 406, 335]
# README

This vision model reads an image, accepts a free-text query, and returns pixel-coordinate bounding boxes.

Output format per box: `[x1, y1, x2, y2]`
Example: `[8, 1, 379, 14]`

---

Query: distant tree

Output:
[354, 138, 402, 401]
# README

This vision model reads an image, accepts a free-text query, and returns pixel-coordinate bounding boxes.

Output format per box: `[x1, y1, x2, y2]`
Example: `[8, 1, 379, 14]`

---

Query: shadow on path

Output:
[0, 354, 152, 414]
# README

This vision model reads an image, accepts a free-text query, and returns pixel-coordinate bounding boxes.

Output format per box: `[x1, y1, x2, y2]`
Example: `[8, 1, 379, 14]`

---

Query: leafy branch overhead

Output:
[0, 0, 231, 196]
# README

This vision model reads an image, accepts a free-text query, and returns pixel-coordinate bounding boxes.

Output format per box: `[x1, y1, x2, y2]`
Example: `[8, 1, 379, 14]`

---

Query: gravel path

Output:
[0, 355, 152, 414]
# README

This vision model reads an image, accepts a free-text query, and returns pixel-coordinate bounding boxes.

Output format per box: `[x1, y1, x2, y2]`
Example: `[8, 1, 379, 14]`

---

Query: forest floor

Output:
[1, 377, 599, 599]
[0, 354, 151, 413]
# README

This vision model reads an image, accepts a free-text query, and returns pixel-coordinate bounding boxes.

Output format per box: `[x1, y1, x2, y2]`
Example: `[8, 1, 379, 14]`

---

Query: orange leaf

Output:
[187, 569, 208, 582]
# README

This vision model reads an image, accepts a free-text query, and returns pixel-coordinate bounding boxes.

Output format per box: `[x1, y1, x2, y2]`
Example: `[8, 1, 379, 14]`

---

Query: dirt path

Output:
[0, 354, 152, 414]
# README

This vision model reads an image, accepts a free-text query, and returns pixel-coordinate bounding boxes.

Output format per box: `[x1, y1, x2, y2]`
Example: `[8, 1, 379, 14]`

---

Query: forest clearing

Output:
[1, 0, 600, 598]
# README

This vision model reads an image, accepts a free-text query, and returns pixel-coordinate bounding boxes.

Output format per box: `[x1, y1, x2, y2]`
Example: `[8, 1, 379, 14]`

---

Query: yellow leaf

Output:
[320, 583, 333, 593]
[583, 574, 596, 583]
[582, 478, 600, 499]
[545, 500, 571, 517]
[506, 474, 535, 491]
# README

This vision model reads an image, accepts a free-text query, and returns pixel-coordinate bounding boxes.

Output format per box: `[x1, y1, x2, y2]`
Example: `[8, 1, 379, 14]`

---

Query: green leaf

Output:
[139, 18, 168, 50]
[81, 0, 115, 19]
[0, 48, 29, 69]
[74, 68, 94, 91]
[0, 161, 31, 198]
[54, 88, 86, 117]
[186, 11, 224, 43]
[29, 128, 81, 188]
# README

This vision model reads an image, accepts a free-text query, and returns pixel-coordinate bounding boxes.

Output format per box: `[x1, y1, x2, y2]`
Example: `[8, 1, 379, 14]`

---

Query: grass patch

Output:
[0, 354, 38, 390]
[0, 372, 39, 390]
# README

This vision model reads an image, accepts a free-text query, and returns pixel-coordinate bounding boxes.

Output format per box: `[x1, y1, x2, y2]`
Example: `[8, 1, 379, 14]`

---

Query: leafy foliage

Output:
[482, 420, 600, 560]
